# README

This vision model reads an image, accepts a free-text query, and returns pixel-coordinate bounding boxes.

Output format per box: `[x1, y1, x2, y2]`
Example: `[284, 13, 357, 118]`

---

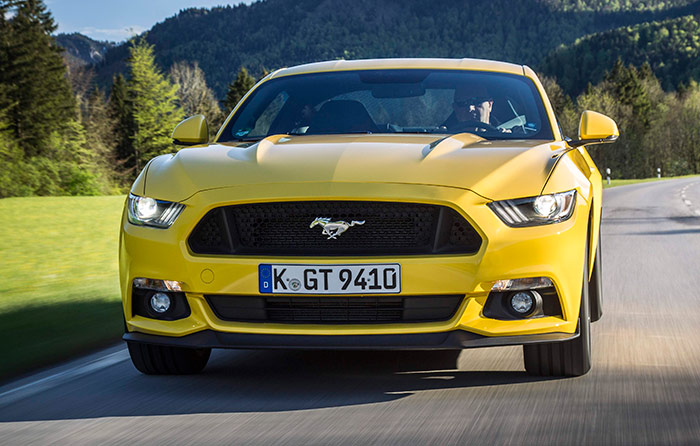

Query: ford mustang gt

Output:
[120, 58, 618, 377]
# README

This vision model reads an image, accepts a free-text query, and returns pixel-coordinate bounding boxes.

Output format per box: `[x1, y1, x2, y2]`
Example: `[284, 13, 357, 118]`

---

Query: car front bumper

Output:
[123, 328, 579, 350]
[120, 181, 589, 344]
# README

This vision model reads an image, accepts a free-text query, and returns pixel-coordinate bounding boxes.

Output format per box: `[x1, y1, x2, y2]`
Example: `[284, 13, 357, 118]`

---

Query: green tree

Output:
[665, 82, 700, 174]
[0, 0, 105, 196]
[222, 67, 256, 113]
[0, 108, 30, 197]
[0, 0, 76, 154]
[81, 88, 121, 192]
[576, 83, 633, 175]
[605, 59, 652, 126]
[109, 73, 135, 174]
[127, 37, 183, 173]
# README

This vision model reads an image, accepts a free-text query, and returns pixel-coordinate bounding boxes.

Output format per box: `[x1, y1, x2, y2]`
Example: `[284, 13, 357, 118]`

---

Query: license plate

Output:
[259, 263, 401, 294]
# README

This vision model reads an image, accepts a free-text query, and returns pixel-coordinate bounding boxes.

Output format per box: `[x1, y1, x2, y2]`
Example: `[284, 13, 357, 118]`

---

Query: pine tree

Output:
[109, 73, 135, 173]
[0, 0, 108, 196]
[222, 67, 256, 113]
[127, 37, 183, 173]
[0, 0, 76, 154]
[605, 59, 652, 126]
[0, 2, 16, 123]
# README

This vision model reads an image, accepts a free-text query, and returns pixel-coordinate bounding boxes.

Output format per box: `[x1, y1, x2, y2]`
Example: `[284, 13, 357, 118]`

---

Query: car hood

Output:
[140, 134, 567, 202]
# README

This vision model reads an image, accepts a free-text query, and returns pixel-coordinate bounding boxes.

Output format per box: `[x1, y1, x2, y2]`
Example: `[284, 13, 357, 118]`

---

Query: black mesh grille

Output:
[206, 294, 463, 324]
[188, 201, 481, 256]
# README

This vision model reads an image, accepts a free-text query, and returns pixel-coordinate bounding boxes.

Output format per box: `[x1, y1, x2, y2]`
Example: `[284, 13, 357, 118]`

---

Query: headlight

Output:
[488, 190, 576, 227]
[127, 193, 184, 228]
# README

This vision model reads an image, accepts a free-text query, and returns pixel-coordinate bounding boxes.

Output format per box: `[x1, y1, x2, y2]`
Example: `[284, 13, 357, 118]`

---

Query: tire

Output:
[127, 341, 211, 375]
[523, 239, 592, 377]
[589, 232, 603, 322]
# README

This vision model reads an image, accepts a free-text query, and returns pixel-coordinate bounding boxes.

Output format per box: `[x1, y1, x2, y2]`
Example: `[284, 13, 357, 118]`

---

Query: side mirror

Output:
[172, 115, 208, 146]
[568, 110, 619, 147]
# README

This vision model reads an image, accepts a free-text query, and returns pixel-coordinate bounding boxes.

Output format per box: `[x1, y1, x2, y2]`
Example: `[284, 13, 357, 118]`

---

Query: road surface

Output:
[2, 177, 700, 445]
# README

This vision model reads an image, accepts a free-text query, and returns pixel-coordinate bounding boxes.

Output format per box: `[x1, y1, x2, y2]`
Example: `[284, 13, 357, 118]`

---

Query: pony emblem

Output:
[310, 217, 365, 239]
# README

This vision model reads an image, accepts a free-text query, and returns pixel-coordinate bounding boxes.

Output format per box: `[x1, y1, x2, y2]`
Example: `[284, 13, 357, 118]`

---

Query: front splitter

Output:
[123, 328, 578, 350]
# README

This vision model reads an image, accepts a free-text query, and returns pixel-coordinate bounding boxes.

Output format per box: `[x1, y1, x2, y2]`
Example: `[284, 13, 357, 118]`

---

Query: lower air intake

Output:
[205, 294, 464, 324]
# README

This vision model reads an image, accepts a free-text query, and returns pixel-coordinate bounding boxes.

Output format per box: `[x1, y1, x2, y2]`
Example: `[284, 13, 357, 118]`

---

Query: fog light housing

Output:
[150, 292, 171, 313]
[131, 282, 191, 321]
[483, 287, 558, 320]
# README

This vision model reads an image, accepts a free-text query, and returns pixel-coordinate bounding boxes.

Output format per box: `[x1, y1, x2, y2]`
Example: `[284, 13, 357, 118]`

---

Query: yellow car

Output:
[120, 58, 618, 377]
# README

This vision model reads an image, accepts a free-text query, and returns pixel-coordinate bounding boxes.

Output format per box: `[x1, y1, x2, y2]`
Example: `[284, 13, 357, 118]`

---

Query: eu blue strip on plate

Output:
[259, 264, 272, 293]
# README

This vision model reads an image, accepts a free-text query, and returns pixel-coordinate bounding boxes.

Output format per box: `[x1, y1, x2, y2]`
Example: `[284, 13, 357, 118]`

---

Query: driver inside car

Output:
[443, 84, 510, 133]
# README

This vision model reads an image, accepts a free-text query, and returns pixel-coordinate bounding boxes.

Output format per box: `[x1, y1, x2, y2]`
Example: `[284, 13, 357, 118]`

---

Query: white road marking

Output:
[684, 199, 692, 206]
[695, 210, 700, 216]
[0, 349, 128, 407]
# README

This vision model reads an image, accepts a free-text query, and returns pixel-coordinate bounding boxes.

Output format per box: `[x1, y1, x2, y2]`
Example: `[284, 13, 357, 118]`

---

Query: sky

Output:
[46, 0, 252, 42]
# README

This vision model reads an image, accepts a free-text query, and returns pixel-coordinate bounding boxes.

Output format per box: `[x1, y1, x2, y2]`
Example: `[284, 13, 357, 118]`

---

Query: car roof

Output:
[267, 58, 527, 80]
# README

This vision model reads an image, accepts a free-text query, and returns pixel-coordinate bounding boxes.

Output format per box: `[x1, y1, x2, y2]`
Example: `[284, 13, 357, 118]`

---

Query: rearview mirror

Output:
[371, 84, 425, 98]
[172, 115, 208, 146]
[568, 110, 619, 147]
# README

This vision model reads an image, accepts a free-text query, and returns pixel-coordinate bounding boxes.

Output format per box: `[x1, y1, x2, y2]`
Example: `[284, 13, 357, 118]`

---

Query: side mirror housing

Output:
[568, 110, 619, 147]
[172, 115, 208, 146]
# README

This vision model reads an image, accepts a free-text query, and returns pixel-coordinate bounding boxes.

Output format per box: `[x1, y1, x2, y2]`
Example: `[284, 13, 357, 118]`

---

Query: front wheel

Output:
[127, 341, 211, 375]
[523, 240, 592, 377]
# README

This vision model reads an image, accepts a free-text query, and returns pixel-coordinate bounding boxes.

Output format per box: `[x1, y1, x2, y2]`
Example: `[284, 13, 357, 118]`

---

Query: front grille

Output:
[206, 294, 463, 324]
[188, 201, 481, 256]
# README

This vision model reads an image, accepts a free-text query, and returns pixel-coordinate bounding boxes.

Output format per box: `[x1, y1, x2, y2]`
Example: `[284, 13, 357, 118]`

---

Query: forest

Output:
[1, 0, 700, 197]
[91, 0, 700, 97]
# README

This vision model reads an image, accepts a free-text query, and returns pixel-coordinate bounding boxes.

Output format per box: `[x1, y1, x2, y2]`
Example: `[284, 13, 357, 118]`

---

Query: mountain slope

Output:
[92, 0, 700, 97]
[541, 14, 700, 93]
[55, 33, 114, 66]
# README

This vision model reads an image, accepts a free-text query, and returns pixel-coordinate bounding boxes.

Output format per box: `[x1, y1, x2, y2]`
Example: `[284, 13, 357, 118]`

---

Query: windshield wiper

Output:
[230, 136, 264, 142]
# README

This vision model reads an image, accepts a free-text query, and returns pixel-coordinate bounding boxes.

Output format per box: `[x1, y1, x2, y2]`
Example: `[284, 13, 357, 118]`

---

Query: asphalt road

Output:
[2, 178, 700, 445]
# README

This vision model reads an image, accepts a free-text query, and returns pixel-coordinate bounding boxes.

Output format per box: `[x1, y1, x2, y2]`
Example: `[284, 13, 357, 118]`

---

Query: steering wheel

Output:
[453, 120, 500, 133]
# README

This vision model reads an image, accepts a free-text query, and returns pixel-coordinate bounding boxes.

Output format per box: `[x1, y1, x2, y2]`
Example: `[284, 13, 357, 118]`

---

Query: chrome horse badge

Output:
[310, 217, 365, 239]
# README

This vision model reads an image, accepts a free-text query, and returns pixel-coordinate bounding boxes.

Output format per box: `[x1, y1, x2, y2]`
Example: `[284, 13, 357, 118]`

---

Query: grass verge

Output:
[603, 174, 700, 188]
[0, 195, 126, 380]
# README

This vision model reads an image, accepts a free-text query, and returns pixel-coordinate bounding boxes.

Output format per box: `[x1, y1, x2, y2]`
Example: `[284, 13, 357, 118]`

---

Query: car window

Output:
[220, 69, 554, 141]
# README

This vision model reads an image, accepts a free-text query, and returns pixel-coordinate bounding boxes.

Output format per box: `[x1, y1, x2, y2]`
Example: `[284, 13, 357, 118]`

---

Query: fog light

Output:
[150, 292, 171, 313]
[510, 291, 534, 315]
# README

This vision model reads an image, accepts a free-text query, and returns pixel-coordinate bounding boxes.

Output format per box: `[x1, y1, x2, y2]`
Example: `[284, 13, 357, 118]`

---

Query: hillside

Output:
[541, 0, 695, 11]
[55, 33, 114, 66]
[90, 0, 700, 97]
[541, 14, 700, 93]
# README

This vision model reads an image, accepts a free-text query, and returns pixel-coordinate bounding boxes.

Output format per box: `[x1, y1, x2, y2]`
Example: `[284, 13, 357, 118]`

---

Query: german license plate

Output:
[258, 263, 401, 294]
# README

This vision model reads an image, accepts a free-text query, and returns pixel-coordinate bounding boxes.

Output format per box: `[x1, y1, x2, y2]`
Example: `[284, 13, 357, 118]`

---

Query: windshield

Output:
[219, 69, 554, 142]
